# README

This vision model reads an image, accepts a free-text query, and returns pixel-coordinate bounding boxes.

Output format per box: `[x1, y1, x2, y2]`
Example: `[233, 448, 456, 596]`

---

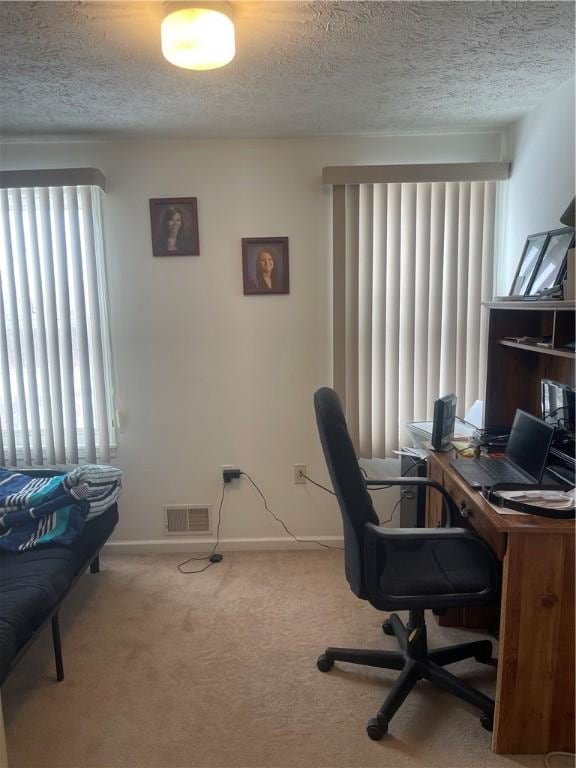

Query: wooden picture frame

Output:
[509, 231, 549, 296]
[242, 237, 289, 295]
[149, 197, 199, 257]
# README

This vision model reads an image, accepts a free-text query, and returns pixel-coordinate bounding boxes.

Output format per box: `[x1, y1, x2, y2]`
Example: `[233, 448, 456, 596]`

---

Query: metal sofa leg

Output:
[90, 555, 100, 574]
[51, 614, 64, 682]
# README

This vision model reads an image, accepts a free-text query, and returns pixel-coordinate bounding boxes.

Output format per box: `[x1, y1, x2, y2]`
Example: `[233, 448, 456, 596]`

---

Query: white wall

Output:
[499, 78, 575, 293]
[1, 133, 503, 548]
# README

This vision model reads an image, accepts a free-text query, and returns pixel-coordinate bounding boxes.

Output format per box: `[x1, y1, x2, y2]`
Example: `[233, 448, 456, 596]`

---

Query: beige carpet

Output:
[2, 551, 553, 768]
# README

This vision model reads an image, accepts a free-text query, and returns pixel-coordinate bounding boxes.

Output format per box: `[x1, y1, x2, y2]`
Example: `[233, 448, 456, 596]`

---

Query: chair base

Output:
[317, 611, 495, 740]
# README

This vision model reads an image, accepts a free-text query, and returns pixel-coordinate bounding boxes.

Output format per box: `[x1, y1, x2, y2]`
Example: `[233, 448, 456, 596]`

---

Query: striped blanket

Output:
[0, 465, 122, 552]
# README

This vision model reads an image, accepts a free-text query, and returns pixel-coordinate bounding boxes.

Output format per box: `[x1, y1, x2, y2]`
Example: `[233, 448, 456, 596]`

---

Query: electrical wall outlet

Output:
[294, 464, 307, 484]
[222, 466, 242, 483]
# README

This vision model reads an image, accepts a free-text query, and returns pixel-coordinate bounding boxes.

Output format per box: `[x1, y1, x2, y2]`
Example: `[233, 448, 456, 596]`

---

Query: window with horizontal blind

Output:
[324, 162, 510, 457]
[0, 170, 115, 466]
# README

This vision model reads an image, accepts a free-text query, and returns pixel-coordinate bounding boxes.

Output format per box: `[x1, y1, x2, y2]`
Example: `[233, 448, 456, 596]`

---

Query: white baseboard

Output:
[105, 536, 344, 554]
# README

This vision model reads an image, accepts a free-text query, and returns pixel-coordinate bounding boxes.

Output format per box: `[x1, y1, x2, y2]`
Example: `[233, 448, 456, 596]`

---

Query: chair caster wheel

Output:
[480, 713, 494, 732]
[474, 641, 493, 664]
[366, 718, 387, 740]
[317, 654, 334, 673]
[382, 618, 394, 636]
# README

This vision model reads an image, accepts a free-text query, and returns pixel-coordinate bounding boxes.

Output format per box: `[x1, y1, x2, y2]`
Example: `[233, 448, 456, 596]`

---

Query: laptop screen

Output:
[506, 409, 555, 481]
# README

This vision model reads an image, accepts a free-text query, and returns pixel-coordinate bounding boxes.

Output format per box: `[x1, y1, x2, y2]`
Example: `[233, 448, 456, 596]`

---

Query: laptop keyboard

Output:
[474, 458, 526, 482]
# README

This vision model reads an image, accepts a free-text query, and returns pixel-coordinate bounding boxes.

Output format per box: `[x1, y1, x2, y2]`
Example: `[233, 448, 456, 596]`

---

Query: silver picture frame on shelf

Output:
[509, 231, 549, 296]
[527, 227, 575, 296]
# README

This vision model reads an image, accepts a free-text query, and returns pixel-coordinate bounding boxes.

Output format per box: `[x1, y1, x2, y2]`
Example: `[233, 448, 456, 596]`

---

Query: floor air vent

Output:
[164, 505, 211, 535]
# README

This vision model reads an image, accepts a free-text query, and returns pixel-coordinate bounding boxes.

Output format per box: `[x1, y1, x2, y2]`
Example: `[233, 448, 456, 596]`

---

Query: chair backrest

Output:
[314, 387, 379, 598]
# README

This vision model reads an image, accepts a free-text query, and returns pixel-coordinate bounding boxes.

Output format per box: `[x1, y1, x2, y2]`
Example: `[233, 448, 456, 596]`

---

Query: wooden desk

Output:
[427, 451, 575, 755]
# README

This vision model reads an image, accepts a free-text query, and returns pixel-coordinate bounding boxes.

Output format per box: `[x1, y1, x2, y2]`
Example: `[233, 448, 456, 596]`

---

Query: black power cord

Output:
[177, 483, 226, 574]
[241, 471, 343, 550]
[244, 460, 422, 546]
[178, 458, 421, 572]
[300, 472, 335, 495]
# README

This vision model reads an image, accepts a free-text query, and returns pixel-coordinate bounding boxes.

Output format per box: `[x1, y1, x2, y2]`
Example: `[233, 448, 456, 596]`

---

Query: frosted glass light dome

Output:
[161, 6, 235, 71]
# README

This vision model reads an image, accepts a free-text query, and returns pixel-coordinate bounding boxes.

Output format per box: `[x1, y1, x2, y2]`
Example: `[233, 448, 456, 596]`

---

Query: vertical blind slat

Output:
[371, 184, 387, 456]
[23, 189, 53, 465]
[439, 182, 459, 396]
[91, 188, 115, 463]
[413, 183, 431, 421]
[345, 185, 360, 448]
[13, 189, 44, 463]
[455, 182, 471, 413]
[0, 197, 16, 464]
[332, 185, 347, 405]
[384, 184, 401, 452]
[398, 184, 417, 447]
[52, 187, 78, 463]
[64, 188, 96, 462]
[465, 182, 485, 413]
[478, 181, 496, 400]
[13, 189, 45, 463]
[80, 188, 110, 461]
[2, 190, 31, 464]
[426, 183, 445, 416]
[38, 187, 66, 463]
[358, 184, 373, 456]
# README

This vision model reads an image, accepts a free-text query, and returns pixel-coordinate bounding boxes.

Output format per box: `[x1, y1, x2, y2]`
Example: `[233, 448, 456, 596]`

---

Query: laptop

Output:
[451, 409, 555, 489]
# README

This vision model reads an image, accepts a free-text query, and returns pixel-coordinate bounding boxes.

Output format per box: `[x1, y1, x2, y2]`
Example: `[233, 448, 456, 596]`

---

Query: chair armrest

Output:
[365, 476, 457, 526]
[362, 522, 501, 610]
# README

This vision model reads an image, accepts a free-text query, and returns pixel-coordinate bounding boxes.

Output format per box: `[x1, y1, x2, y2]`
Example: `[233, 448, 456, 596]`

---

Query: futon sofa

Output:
[0, 469, 118, 687]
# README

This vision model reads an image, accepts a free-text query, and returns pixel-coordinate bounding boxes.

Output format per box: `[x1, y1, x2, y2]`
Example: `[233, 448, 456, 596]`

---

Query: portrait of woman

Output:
[150, 197, 199, 257]
[242, 237, 289, 295]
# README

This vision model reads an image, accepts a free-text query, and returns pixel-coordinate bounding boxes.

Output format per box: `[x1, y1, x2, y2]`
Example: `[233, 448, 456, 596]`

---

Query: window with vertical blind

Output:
[0, 169, 115, 467]
[323, 162, 510, 457]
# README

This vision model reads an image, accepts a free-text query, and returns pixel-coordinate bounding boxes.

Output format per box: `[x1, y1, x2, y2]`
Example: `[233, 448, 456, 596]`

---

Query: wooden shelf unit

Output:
[484, 301, 575, 430]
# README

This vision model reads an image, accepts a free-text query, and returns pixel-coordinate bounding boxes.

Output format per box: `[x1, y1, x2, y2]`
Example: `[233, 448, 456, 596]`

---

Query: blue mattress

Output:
[0, 503, 118, 686]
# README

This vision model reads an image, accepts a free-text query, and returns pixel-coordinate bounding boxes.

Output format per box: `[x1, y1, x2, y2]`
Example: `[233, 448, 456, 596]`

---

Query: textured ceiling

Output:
[0, 1, 574, 140]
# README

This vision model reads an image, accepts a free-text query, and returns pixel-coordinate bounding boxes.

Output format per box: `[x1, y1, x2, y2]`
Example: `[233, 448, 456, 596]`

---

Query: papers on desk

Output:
[393, 447, 429, 460]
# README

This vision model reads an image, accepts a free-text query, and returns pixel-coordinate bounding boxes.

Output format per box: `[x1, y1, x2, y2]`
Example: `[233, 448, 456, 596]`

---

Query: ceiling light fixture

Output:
[161, 2, 235, 71]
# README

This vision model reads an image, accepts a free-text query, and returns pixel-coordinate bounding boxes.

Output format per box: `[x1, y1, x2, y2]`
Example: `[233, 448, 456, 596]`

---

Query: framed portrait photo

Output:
[509, 232, 548, 296]
[242, 237, 289, 295]
[149, 197, 199, 257]
[527, 227, 575, 296]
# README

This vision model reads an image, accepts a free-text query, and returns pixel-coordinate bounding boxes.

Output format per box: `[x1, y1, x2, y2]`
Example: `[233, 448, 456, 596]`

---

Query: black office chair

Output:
[313, 387, 501, 740]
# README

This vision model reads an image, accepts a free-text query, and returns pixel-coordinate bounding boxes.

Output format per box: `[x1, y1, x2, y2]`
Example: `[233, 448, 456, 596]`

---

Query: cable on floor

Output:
[177, 482, 226, 574]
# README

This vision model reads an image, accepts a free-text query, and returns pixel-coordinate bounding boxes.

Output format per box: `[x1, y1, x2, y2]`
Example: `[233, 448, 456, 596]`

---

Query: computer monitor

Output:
[431, 394, 457, 452]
